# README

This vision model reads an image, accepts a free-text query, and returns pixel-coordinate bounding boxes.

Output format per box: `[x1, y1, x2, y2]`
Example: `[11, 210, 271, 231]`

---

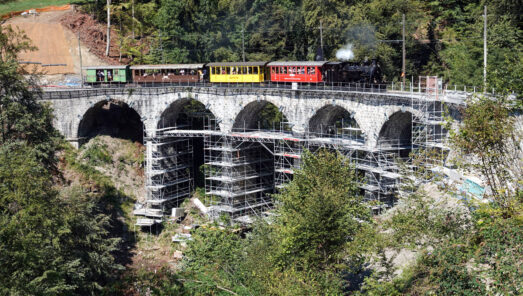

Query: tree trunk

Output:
[105, 0, 111, 56]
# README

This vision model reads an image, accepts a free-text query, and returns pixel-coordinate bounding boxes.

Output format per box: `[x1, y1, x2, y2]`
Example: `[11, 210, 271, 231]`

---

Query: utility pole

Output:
[319, 20, 324, 59]
[78, 30, 83, 88]
[105, 0, 111, 56]
[132, 0, 135, 39]
[159, 30, 164, 64]
[241, 26, 245, 62]
[402, 13, 406, 90]
[483, 5, 487, 89]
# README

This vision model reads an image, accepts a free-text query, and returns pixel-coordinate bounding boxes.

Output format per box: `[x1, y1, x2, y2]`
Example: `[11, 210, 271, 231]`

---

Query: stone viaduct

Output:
[41, 85, 467, 220]
[42, 86, 459, 149]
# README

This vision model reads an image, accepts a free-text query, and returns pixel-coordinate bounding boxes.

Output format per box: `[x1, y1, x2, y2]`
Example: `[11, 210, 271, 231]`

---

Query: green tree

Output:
[0, 144, 122, 295]
[0, 24, 123, 295]
[450, 96, 519, 209]
[0, 25, 60, 168]
[274, 150, 370, 270]
[182, 226, 252, 295]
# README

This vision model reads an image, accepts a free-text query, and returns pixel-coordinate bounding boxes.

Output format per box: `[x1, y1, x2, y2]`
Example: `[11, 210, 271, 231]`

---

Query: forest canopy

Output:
[81, 0, 522, 87]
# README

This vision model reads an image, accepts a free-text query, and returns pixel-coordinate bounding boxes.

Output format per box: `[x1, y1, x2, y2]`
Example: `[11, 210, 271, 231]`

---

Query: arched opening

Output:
[232, 101, 289, 131]
[78, 100, 144, 146]
[159, 99, 218, 188]
[308, 105, 364, 142]
[213, 101, 288, 214]
[378, 111, 413, 157]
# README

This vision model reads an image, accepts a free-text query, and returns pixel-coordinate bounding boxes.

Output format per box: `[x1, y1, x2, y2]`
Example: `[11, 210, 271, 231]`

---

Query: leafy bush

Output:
[384, 245, 485, 296]
[474, 216, 523, 294]
[82, 139, 112, 166]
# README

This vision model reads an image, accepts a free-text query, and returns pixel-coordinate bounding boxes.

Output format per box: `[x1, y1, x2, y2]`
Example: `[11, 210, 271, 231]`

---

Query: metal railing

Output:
[39, 79, 485, 101]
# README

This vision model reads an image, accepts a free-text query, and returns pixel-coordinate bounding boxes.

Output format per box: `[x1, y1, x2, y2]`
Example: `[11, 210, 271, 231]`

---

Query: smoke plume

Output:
[336, 43, 354, 60]
[336, 25, 378, 61]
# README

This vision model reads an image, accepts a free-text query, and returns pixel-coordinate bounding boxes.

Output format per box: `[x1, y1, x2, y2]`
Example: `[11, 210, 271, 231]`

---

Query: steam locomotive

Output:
[84, 60, 382, 85]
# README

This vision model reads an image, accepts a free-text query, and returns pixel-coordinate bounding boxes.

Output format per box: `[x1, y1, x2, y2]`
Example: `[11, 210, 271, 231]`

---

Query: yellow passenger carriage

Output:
[208, 62, 269, 83]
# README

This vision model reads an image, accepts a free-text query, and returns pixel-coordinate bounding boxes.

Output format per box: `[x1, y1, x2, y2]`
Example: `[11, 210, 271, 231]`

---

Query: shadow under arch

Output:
[78, 99, 144, 146]
[158, 98, 217, 130]
[232, 100, 289, 131]
[308, 104, 364, 142]
[378, 111, 413, 157]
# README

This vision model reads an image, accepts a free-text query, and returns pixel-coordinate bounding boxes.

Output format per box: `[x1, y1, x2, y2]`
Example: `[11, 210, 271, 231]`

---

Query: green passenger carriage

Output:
[84, 66, 131, 84]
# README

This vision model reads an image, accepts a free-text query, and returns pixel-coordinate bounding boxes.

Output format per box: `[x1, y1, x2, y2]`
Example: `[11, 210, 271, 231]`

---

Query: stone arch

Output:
[157, 98, 219, 187]
[308, 104, 364, 141]
[232, 100, 289, 131]
[77, 99, 144, 146]
[158, 98, 218, 130]
[378, 110, 413, 153]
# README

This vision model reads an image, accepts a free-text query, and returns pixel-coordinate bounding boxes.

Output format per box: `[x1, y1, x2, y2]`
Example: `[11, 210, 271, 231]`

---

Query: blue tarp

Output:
[459, 179, 485, 199]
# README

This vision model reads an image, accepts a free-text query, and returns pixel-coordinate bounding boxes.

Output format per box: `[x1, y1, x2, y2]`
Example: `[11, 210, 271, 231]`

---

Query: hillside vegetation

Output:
[1, 2, 522, 295]
[79, 0, 522, 91]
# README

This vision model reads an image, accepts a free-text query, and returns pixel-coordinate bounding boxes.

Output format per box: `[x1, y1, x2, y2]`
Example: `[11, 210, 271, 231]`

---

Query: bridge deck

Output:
[40, 84, 470, 105]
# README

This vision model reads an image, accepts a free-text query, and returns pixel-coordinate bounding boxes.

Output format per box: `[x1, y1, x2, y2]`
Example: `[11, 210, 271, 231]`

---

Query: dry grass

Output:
[0, 0, 71, 16]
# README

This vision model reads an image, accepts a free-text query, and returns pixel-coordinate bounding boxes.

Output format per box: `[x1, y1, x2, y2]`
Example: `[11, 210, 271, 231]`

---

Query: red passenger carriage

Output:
[268, 61, 326, 83]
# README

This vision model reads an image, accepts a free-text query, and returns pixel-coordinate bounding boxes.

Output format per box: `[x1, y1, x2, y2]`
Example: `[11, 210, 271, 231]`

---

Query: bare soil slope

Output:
[3, 8, 121, 79]
[5, 10, 75, 74]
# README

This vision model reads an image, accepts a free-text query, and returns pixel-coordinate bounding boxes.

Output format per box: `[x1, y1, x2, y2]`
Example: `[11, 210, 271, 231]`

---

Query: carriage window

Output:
[211, 67, 215, 74]
[311, 67, 316, 74]
[253, 67, 258, 74]
[226, 67, 230, 74]
[240, 67, 245, 74]
[271, 67, 276, 74]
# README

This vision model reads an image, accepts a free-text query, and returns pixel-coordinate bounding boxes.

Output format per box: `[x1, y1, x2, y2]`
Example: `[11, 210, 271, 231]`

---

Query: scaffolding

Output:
[134, 80, 448, 222]
[271, 119, 404, 211]
[274, 123, 304, 189]
[134, 127, 193, 225]
[204, 127, 274, 219]
[411, 76, 448, 180]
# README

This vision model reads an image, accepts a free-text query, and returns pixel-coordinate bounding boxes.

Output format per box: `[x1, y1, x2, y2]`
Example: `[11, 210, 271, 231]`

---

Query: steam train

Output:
[84, 60, 382, 85]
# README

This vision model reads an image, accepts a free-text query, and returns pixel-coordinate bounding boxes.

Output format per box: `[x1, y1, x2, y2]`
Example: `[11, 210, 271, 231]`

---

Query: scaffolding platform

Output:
[133, 208, 164, 218]
[135, 218, 163, 227]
